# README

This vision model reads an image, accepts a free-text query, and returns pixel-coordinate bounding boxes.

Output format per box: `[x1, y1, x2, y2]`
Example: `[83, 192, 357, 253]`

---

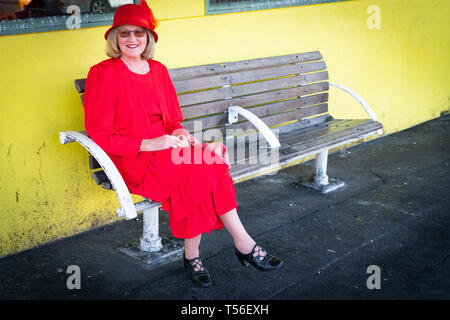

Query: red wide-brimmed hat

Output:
[104, 0, 158, 42]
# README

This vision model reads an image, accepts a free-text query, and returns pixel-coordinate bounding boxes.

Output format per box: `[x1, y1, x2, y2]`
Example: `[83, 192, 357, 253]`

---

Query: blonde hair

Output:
[106, 26, 156, 60]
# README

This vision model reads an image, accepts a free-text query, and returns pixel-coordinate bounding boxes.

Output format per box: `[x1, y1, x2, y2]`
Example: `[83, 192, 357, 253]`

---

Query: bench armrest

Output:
[329, 82, 383, 135]
[228, 105, 281, 148]
[59, 130, 138, 220]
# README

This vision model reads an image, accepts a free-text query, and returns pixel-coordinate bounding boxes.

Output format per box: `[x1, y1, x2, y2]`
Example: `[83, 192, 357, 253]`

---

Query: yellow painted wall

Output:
[0, 0, 448, 257]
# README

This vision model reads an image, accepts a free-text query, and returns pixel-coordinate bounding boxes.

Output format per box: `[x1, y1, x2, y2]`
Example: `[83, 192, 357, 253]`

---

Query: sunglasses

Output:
[118, 29, 147, 38]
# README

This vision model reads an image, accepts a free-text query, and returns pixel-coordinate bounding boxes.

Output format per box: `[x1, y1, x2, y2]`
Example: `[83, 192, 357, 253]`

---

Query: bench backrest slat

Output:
[172, 60, 327, 94]
[168, 51, 323, 80]
[213, 103, 329, 139]
[181, 81, 329, 119]
[74, 51, 323, 94]
[182, 93, 328, 133]
[177, 70, 328, 107]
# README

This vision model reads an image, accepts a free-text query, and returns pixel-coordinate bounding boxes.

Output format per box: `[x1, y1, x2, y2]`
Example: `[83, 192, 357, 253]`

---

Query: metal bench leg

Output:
[314, 149, 329, 186]
[301, 149, 346, 193]
[140, 204, 163, 252]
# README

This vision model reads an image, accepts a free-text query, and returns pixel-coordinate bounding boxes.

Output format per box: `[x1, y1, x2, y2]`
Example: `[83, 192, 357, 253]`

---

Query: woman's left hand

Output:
[172, 129, 201, 146]
[185, 134, 201, 146]
[175, 135, 191, 148]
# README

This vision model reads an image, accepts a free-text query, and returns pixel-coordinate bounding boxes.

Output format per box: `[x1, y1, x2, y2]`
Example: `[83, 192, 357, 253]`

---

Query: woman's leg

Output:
[184, 209, 258, 257]
[221, 209, 285, 272]
[184, 233, 210, 285]
[219, 208, 258, 254]
[184, 233, 202, 260]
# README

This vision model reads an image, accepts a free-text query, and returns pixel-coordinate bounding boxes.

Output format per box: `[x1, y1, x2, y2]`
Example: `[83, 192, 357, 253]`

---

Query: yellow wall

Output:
[0, 0, 449, 257]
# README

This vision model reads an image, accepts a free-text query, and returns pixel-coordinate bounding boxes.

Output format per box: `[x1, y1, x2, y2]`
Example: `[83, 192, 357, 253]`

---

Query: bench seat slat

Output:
[229, 119, 382, 179]
[281, 119, 382, 157]
[74, 79, 86, 94]
[229, 119, 352, 164]
[279, 119, 359, 146]
[89, 155, 101, 170]
[92, 170, 112, 189]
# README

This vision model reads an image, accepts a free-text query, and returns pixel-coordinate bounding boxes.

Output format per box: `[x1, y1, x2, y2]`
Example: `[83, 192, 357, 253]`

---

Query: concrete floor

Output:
[0, 115, 449, 302]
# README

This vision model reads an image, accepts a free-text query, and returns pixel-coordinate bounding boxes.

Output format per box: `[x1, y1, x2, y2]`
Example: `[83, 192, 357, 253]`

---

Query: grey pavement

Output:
[0, 115, 449, 301]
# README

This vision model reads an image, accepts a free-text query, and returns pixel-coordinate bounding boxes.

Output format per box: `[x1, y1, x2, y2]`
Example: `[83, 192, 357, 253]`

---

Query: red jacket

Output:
[85, 58, 183, 158]
[84, 58, 235, 238]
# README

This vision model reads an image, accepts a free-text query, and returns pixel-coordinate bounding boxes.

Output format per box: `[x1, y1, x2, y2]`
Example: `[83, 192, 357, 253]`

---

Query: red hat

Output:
[104, 0, 158, 42]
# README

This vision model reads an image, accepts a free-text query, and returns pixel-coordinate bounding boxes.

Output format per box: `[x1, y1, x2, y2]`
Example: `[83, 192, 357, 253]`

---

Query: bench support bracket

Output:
[228, 105, 281, 148]
[329, 82, 383, 136]
[59, 130, 138, 220]
[60, 131, 184, 265]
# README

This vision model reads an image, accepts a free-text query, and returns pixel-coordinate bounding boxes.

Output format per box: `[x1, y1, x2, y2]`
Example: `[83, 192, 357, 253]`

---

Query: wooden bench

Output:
[60, 51, 383, 265]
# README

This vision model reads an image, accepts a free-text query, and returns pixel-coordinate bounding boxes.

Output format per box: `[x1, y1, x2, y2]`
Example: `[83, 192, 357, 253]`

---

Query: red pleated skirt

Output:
[162, 171, 237, 239]
[131, 143, 238, 239]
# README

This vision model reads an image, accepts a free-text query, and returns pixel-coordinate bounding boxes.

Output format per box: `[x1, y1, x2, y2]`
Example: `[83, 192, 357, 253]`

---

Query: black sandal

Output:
[183, 255, 212, 287]
[235, 244, 284, 271]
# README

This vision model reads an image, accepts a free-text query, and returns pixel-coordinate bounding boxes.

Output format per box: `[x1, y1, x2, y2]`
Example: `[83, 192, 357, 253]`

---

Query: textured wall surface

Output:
[0, 0, 448, 257]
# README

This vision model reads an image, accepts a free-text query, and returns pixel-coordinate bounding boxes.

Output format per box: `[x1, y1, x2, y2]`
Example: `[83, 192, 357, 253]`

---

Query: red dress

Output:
[84, 58, 238, 239]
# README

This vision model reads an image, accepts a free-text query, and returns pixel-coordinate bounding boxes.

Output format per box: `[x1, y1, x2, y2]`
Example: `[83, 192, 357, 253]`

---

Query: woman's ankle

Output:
[184, 248, 200, 260]
[184, 235, 201, 260]
[235, 238, 256, 255]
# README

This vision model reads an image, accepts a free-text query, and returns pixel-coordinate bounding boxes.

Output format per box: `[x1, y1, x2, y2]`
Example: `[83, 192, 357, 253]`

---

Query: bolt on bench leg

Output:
[301, 149, 346, 193]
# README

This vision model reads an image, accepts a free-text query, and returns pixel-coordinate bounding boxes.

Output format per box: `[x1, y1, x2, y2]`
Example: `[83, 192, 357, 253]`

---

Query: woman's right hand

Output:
[140, 135, 190, 152]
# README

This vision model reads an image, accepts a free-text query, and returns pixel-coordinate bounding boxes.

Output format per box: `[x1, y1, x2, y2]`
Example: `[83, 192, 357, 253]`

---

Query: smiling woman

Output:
[83, 1, 284, 287]
[117, 25, 151, 73]
[106, 25, 156, 61]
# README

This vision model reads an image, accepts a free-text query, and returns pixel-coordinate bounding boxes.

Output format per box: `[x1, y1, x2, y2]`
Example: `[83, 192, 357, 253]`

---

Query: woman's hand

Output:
[205, 142, 231, 169]
[185, 134, 201, 146]
[171, 128, 201, 146]
[140, 134, 190, 152]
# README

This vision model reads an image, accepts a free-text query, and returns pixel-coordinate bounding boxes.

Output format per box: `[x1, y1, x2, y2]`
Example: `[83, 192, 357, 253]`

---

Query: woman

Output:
[84, 1, 283, 287]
